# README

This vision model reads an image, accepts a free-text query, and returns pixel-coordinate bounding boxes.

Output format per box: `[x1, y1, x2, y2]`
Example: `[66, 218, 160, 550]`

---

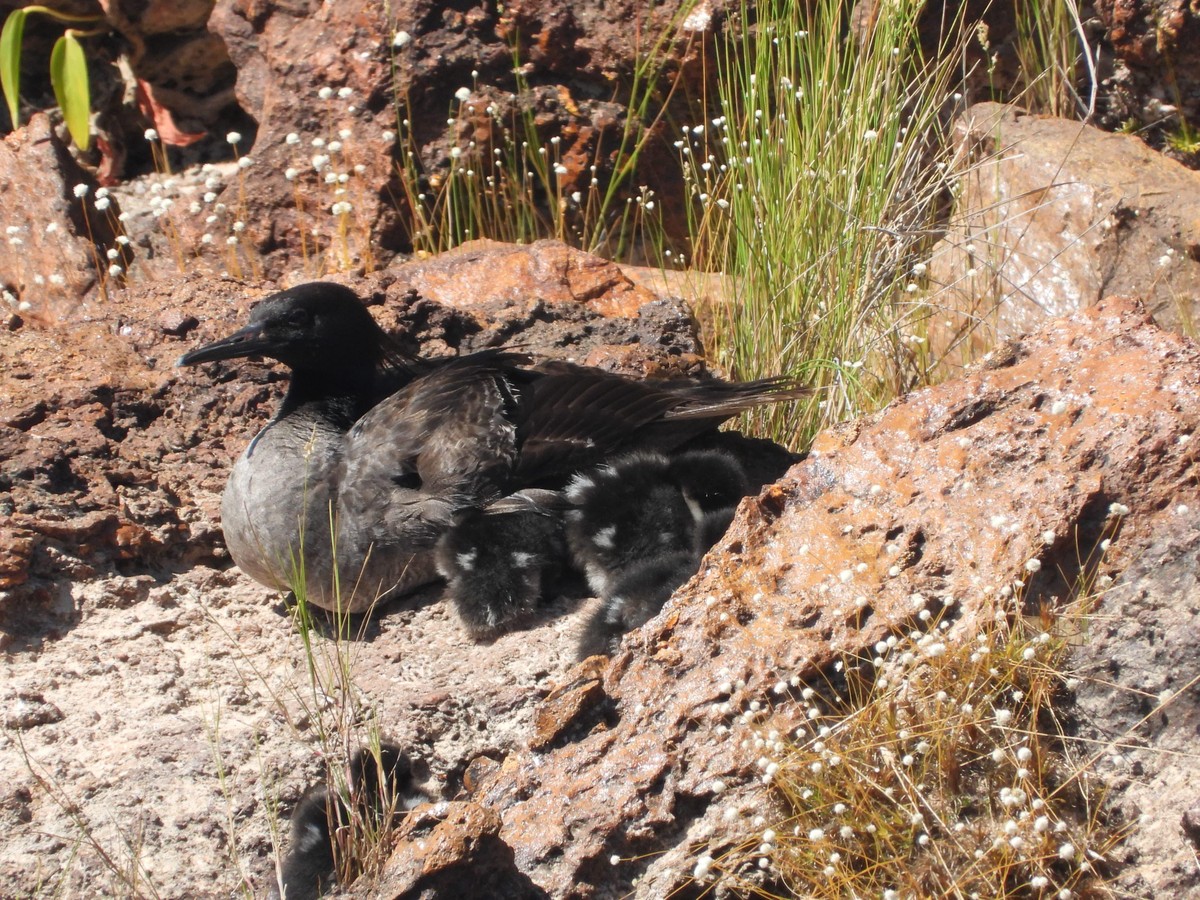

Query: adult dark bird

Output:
[269, 743, 428, 900]
[179, 282, 804, 613]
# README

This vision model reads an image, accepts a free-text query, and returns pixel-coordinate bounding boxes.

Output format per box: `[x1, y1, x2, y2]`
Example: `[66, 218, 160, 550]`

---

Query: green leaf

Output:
[1, 10, 27, 129]
[50, 31, 90, 150]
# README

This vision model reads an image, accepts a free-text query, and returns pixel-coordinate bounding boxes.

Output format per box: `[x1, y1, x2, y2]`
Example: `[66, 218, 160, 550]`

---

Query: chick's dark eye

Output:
[287, 308, 312, 326]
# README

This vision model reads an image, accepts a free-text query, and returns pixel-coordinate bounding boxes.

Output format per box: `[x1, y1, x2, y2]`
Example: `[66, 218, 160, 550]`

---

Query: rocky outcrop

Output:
[1094, 0, 1200, 139]
[1072, 530, 1200, 896]
[203, 0, 726, 274]
[0, 115, 132, 320]
[422, 295, 1198, 897]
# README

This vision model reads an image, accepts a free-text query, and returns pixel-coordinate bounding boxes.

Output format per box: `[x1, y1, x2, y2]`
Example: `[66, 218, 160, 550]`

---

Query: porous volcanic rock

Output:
[205, 0, 731, 274]
[1071, 528, 1200, 897]
[456, 296, 1200, 897]
[1094, 0, 1200, 138]
[0, 114, 132, 319]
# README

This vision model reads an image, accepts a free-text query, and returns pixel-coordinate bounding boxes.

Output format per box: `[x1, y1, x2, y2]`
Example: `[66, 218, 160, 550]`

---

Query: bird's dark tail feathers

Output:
[660, 374, 810, 421]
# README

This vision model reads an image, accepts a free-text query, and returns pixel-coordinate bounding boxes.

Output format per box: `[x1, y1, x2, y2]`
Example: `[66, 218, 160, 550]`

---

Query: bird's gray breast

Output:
[220, 416, 340, 594]
[220, 414, 440, 612]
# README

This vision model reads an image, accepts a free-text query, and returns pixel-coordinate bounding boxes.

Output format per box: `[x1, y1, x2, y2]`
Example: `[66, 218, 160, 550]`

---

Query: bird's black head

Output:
[177, 282, 391, 376]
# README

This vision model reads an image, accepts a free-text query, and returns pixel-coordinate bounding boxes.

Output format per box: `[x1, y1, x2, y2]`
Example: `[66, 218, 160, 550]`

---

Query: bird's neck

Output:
[279, 365, 380, 429]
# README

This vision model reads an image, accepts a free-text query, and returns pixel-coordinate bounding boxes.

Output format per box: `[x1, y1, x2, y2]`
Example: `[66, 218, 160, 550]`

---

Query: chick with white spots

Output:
[435, 489, 567, 637]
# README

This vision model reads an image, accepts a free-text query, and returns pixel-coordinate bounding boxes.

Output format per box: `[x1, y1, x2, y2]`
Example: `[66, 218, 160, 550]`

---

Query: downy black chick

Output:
[574, 450, 747, 658]
[565, 449, 747, 596]
[270, 743, 429, 900]
[434, 489, 567, 637]
[563, 452, 695, 598]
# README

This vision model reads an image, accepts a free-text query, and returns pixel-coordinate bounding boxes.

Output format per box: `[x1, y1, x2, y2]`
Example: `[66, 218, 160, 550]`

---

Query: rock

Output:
[373, 801, 547, 899]
[4, 691, 64, 729]
[529, 663, 608, 751]
[0, 528, 37, 591]
[371, 239, 705, 375]
[157, 312, 199, 337]
[204, 0, 730, 275]
[1071, 530, 1200, 896]
[1095, 0, 1200, 135]
[463, 296, 1200, 897]
[929, 102, 1200, 361]
[3, 1, 249, 181]
[0, 115, 132, 319]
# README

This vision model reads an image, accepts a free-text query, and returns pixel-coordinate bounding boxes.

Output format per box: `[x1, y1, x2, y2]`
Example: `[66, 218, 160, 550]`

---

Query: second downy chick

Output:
[572, 449, 747, 658]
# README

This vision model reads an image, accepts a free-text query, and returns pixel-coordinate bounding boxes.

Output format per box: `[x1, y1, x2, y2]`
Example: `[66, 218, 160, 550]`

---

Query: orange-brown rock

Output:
[464, 296, 1200, 897]
[374, 801, 544, 899]
[205, 0, 732, 274]
[375, 240, 705, 376]
[0, 115, 131, 320]
[1095, 0, 1200, 122]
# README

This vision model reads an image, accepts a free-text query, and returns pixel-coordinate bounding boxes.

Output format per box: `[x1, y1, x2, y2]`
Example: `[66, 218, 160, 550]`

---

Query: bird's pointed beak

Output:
[176, 322, 272, 366]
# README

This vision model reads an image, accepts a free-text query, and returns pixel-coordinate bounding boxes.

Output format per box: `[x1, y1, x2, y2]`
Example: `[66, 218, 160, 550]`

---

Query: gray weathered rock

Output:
[928, 102, 1200, 364]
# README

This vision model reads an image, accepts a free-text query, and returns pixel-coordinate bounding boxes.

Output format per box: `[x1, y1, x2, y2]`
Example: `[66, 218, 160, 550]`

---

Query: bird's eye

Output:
[287, 307, 312, 326]
[392, 471, 422, 490]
